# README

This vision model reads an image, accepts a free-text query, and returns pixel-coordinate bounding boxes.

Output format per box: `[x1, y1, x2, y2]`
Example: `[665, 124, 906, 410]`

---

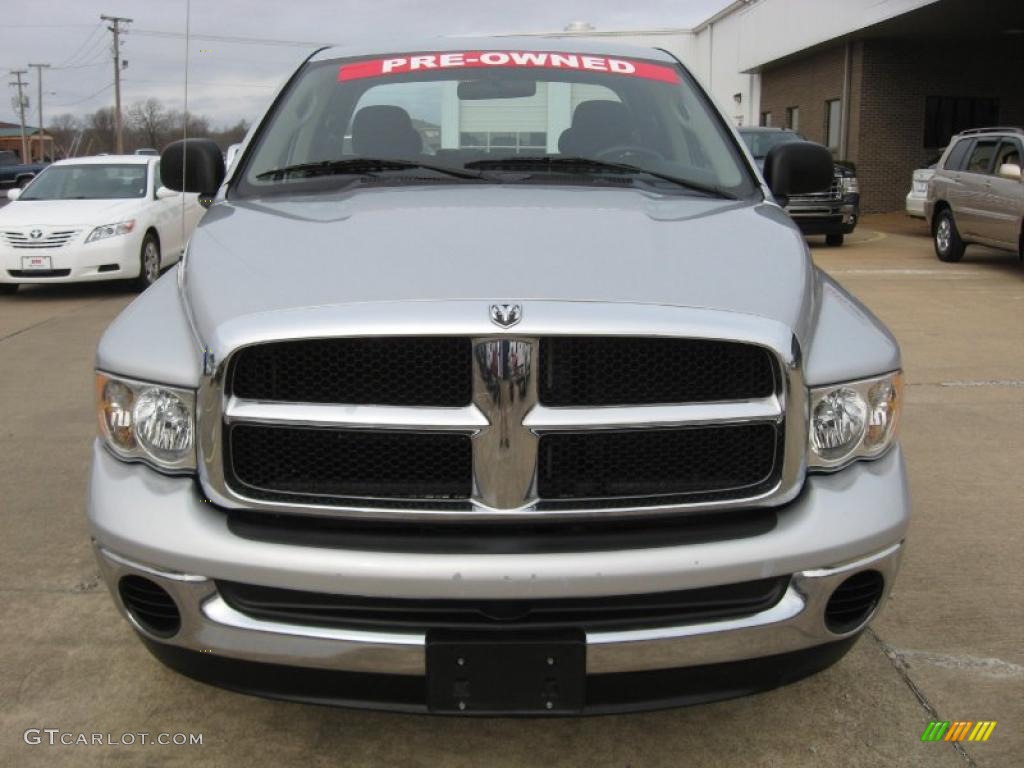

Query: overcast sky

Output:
[1, 0, 731, 129]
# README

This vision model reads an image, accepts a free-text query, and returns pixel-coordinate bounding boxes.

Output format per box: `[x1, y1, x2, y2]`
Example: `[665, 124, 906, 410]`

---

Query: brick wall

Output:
[760, 37, 1024, 213]
[855, 38, 1024, 213]
[759, 45, 847, 147]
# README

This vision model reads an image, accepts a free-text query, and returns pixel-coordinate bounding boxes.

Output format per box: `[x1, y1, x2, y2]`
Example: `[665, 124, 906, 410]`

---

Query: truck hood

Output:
[0, 198, 141, 227]
[184, 185, 816, 346]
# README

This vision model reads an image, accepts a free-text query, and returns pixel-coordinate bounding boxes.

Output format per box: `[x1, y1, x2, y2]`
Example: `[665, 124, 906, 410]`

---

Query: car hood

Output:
[184, 185, 816, 347]
[0, 198, 142, 227]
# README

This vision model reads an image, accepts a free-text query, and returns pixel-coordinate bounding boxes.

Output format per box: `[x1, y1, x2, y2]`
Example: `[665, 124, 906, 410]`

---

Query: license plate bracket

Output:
[21, 255, 52, 271]
[426, 630, 585, 715]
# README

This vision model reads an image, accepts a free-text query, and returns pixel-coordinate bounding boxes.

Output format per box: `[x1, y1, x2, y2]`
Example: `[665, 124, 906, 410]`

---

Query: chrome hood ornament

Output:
[490, 303, 522, 328]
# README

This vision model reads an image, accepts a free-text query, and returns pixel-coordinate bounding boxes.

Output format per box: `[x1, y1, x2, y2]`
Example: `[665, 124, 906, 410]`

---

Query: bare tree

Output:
[85, 107, 117, 154]
[46, 113, 81, 158]
[126, 98, 171, 150]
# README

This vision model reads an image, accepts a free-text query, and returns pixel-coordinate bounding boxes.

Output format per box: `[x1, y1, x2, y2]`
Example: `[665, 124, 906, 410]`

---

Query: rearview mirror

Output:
[155, 185, 178, 200]
[763, 141, 834, 201]
[160, 139, 225, 204]
[6, 188, 21, 201]
[998, 162, 1021, 181]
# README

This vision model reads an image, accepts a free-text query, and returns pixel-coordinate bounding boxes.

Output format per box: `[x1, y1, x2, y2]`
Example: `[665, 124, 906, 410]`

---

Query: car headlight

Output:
[808, 372, 902, 470]
[95, 372, 195, 472]
[85, 220, 135, 243]
[840, 176, 859, 194]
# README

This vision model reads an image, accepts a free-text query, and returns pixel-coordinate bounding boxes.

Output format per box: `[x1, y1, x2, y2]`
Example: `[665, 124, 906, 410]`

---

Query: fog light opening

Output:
[118, 575, 181, 638]
[824, 570, 884, 634]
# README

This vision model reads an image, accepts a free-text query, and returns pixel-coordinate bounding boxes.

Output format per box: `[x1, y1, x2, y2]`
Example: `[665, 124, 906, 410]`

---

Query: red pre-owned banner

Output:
[338, 51, 681, 84]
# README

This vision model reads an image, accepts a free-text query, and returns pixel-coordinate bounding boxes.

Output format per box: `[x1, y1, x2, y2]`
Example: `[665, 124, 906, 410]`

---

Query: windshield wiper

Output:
[255, 157, 487, 182]
[465, 156, 736, 199]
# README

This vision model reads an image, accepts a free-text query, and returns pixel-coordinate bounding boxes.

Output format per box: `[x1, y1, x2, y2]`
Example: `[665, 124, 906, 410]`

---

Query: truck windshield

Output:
[236, 49, 756, 198]
[19, 164, 148, 200]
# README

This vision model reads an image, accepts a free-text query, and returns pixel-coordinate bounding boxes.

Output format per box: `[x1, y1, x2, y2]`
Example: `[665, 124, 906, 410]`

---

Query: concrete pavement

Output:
[0, 215, 1020, 766]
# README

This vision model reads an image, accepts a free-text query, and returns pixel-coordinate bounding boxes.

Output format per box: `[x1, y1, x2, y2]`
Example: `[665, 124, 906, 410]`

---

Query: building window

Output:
[924, 96, 999, 149]
[786, 106, 799, 132]
[760, 112, 772, 127]
[825, 99, 842, 152]
[459, 131, 546, 153]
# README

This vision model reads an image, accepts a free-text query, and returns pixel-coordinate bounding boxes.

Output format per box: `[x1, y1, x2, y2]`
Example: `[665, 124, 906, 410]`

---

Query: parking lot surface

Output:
[1, 214, 1021, 767]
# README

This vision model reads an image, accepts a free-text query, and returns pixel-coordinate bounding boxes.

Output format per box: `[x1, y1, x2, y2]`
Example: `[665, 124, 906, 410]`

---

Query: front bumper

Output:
[905, 191, 927, 218]
[89, 441, 909, 712]
[0, 233, 142, 283]
[788, 195, 860, 236]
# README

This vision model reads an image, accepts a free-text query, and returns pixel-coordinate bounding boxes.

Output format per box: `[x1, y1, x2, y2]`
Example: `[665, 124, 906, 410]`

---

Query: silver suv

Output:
[926, 127, 1024, 262]
[89, 39, 907, 715]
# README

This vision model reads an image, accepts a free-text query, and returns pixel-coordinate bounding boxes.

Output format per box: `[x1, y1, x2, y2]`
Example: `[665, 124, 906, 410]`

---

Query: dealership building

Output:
[510, 0, 1024, 212]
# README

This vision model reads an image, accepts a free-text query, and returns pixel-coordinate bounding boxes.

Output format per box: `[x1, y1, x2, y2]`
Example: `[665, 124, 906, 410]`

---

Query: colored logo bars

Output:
[920, 721, 997, 742]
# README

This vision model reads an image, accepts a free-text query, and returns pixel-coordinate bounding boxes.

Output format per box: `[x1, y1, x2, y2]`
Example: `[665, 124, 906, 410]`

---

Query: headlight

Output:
[85, 220, 135, 243]
[95, 372, 196, 471]
[808, 372, 902, 470]
[840, 176, 859, 194]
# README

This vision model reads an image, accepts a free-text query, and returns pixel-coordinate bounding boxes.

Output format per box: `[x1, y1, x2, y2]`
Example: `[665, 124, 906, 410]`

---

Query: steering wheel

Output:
[593, 145, 665, 164]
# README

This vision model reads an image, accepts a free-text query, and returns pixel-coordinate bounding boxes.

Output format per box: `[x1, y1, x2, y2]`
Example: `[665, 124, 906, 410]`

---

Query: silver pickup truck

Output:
[89, 38, 907, 716]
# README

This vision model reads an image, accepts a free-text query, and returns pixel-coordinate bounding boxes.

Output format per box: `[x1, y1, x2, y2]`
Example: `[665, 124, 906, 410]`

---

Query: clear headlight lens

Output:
[86, 220, 135, 243]
[95, 372, 195, 471]
[840, 176, 859, 194]
[808, 372, 902, 470]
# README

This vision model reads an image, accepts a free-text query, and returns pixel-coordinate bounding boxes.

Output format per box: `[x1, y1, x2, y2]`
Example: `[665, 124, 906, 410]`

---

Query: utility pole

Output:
[100, 14, 132, 154]
[8, 70, 29, 163]
[28, 63, 50, 162]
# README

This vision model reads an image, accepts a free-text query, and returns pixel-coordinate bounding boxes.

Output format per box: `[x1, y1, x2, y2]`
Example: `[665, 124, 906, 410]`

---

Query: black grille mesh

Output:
[540, 337, 775, 406]
[227, 425, 472, 501]
[538, 424, 780, 500]
[216, 576, 789, 633]
[230, 337, 472, 406]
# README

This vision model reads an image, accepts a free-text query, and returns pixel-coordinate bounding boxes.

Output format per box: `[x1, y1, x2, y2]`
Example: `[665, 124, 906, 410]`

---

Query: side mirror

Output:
[997, 163, 1021, 181]
[763, 141, 834, 200]
[160, 139, 225, 205]
[6, 188, 22, 201]
[156, 185, 179, 200]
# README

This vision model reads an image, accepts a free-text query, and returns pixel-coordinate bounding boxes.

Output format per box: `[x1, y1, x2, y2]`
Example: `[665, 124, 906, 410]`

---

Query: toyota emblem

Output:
[29, 229, 43, 240]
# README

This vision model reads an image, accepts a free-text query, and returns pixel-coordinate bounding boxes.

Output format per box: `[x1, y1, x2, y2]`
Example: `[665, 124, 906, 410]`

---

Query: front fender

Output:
[803, 271, 901, 386]
[95, 267, 202, 387]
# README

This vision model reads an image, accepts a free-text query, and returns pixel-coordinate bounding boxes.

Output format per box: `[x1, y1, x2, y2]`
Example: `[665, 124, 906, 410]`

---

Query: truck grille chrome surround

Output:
[196, 303, 808, 522]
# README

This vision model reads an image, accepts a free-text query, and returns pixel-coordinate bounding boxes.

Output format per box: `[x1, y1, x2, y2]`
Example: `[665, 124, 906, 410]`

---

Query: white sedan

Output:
[0, 155, 203, 293]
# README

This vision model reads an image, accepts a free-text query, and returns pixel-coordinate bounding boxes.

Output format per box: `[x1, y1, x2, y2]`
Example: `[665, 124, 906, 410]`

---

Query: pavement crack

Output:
[0, 314, 61, 344]
[866, 628, 977, 767]
[887, 649, 1024, 679]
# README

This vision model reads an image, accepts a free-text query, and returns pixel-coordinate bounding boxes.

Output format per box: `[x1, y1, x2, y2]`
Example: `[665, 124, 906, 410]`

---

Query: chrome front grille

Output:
[2, 229, 79, 249]
[196, 304, 806, 522]
[788, 177, 842, 205]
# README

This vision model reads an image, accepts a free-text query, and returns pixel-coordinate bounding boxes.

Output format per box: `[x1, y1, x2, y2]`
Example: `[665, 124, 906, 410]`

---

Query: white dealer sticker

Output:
[338, 51, 680, 84]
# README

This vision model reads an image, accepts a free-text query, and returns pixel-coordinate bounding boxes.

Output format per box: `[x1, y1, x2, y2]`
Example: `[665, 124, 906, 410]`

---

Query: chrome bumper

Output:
[95, 541, 902, 676]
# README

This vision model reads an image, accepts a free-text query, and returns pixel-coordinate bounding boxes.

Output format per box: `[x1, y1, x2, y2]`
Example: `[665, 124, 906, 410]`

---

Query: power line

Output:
[131, 28, 334, 48]
[53, 58, 108, 71]
[3, 23, 100, 28]
[51, 81, 113, 108]
[56, 21, 106, 68]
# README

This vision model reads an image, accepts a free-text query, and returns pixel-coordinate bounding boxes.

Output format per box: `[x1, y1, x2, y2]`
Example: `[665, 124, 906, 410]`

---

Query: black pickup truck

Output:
[739, 127, 859, 246]
[0, 150, 49, 189]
